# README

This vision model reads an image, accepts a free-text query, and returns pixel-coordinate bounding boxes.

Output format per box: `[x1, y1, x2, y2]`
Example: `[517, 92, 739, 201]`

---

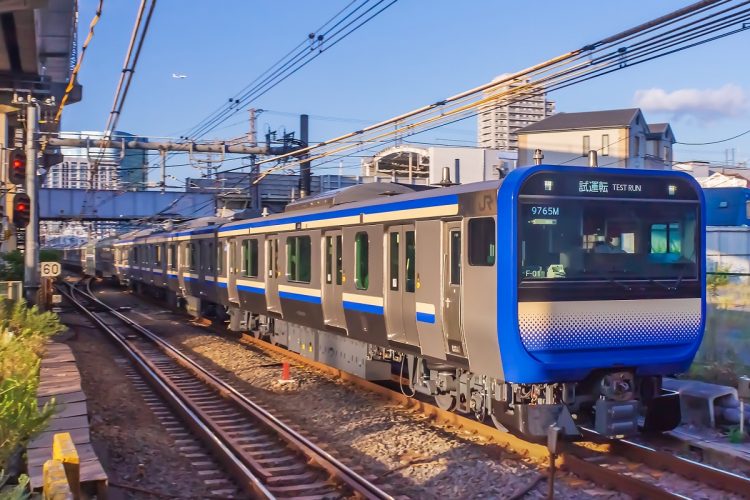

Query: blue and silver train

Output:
[98, 164, 705, 438]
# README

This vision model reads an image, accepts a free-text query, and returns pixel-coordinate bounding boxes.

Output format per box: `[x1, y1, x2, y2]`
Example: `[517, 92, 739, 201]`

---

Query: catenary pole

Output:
[24, 103, 39, 303]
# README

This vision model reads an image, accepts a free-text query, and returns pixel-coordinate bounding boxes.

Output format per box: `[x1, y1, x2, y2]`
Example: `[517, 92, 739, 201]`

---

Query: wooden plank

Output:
[37, 380, 83, 398]
[43, 415, 89, 433]
[30, 458, 107, 491]
[28, 427, 90, 450]
[38, 390, 86, 407]
[28, 442, 100, 467]
[50, 400, 88, 419]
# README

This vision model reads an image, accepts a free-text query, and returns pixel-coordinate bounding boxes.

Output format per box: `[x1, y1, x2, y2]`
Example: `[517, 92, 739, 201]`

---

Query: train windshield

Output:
[518, 199, 699, 281]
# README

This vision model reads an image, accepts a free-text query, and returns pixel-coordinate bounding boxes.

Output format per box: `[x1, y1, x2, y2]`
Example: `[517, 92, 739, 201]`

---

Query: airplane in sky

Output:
[172, 73, 187, 79]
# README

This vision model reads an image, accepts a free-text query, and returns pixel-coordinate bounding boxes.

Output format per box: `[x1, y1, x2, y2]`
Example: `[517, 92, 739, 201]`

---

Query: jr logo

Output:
[478, 195, 494, 212]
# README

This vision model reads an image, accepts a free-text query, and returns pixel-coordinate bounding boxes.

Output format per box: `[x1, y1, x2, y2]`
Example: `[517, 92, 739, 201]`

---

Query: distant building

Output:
[361, 146, 517, 185]
[477, 75, 555, 151]
[516, 108, 675, 169]
[186, 171, 360, 214]
[44, 131, 148, 190]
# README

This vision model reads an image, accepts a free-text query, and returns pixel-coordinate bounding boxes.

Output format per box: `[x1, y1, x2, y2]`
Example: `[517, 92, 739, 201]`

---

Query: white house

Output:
[516, 108, 675, 169]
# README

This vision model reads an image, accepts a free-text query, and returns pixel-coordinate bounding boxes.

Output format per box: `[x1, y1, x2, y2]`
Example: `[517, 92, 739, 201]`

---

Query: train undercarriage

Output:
[129, 284, 681, 440]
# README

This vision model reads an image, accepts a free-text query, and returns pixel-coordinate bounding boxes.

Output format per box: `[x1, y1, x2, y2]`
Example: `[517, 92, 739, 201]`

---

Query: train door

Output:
[227, 238, 239, 303]
[265, 236, 282, 314]
[442, 221, 465, 357]
[322, 231, 346, 329]
[385, 225, 419, 347]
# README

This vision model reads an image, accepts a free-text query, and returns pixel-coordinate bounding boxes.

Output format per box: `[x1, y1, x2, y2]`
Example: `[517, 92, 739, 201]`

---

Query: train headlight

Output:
[668, 184, 677, 196]
[544, 180, 554, 191]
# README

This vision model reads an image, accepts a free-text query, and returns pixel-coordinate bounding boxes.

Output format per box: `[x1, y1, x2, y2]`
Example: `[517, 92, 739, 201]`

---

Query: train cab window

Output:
[335, 235, 343, 285]
[242, 239, 259, 277]
[168, 244, 177, 270]
[354, 232, 369, 290]
[650, 223, 682, 255]
[450, 230, 461, 285]
[389, 232, 399, 290]
[133, 247, 139, 264]
[325, 236, 333, 284]
[405, 231, 416, 292]
[468, 218, 496, 266]
[286, 236, 311, 283]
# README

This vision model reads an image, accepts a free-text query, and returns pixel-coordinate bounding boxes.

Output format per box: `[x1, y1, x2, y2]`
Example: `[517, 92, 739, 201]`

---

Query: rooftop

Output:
[516, 108, 641, 133]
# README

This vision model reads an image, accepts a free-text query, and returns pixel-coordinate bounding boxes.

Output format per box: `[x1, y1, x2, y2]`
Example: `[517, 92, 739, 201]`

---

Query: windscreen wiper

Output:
[609, 279, 633, 292]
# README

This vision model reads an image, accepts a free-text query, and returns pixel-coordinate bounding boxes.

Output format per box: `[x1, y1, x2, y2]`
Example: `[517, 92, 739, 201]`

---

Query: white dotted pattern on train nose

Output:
[518, 310, 702, 352]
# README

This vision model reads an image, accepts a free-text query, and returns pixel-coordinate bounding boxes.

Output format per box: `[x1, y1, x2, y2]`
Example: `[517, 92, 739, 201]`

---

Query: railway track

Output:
[234, 328, 750, 499]
[58, 280, 391, 500]
[82, 281, 750, 499]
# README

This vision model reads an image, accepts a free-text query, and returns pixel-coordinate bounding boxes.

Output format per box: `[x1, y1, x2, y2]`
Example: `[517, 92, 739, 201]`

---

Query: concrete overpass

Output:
[39, 189, 216, 221]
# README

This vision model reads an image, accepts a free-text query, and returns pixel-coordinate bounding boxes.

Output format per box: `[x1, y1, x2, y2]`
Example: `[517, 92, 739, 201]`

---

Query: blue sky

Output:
[64, 1, 750, 183]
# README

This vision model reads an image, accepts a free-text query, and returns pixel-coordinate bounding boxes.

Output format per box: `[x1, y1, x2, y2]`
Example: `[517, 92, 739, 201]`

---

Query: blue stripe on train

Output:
[237, 284, 265, 295]
[279, 291, 322, 304]
[343, 301, 384, 315]
[416, 312, 436, 324]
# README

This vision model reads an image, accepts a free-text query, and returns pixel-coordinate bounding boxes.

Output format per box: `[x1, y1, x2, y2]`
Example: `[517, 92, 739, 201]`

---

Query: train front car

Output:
[495, 165, 705, 438]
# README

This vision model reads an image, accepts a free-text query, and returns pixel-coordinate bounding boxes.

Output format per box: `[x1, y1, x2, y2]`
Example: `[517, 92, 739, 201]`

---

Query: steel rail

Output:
[73, 281, 391, 500]
[234, 332, 750, 499]
[57, 282, 274, 499]
[581, 430, 750, 497]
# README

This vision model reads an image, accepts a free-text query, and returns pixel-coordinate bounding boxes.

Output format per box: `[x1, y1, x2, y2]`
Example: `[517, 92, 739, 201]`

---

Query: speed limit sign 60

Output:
[40, 261, 61, 277]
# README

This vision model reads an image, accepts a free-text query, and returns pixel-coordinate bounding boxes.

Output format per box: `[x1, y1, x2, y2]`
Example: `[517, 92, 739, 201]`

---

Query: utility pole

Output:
[248, 108, 260, 211]
[24, 102, 39, 303]
[299, 114, 310, 198]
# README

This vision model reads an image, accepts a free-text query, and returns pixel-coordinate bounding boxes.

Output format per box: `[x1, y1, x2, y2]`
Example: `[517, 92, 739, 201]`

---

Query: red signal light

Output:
[8, 150, 26, 185]
[12, 193, 30, 227]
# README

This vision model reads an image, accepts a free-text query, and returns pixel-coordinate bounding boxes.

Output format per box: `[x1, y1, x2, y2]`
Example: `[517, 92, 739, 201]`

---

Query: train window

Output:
[468, 218, 496, 266]
[242, 239, 259, 277]
[325, 236, 333, 284]
[389, 232, 399, 290]
[207, 241, 214, 273]
[450, 230, 461, 285]
[286, 236, 311, 283]
[405, 231, 415, 293]
[355, 232, 369, 290]
[133, 247, 139, 264]
[650, 223, 682, 254]
[168, 244, 177, 270]
[335, 235, 343, 285]
[216, 240, 225, 275]
[267, 240, 274, 276]
[154, 245, 161, 267]
[188, 242, 198, 271]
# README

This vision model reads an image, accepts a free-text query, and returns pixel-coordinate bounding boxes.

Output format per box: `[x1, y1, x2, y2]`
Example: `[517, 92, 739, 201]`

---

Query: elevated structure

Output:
[361, 145, 517, 185]
[38, 189, 215, 221]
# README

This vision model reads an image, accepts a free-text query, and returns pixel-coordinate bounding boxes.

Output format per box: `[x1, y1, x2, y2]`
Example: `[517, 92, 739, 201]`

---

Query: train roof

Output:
[220, 179, 503, 233]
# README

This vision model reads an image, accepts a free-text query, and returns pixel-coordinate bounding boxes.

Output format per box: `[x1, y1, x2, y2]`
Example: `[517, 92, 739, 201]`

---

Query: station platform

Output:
[27, 341, 108, 495]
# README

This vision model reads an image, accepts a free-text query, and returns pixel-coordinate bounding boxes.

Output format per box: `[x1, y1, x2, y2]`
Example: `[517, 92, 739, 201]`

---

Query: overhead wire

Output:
[54, 0, 104, 124]
[230, 0, 750, 182]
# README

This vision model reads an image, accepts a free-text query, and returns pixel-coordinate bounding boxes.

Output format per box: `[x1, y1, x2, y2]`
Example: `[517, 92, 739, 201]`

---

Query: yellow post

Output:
[52, 432, 80, 499]
[42, 459, 73, 500]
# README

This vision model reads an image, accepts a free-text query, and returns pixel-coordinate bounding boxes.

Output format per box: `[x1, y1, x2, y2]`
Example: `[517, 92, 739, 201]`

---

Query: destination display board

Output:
[519, 171, 700, 201]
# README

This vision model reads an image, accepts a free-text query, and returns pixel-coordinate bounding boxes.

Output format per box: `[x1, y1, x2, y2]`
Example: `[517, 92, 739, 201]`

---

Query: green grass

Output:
[0, 300, 65, 497]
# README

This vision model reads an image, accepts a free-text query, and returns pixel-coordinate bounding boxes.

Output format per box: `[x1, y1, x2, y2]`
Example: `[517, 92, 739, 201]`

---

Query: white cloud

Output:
[633, 84, 748, 119]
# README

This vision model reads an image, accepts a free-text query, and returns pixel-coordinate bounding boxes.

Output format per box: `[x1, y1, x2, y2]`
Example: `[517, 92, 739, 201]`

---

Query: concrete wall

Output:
[706, 226, 750, 276]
